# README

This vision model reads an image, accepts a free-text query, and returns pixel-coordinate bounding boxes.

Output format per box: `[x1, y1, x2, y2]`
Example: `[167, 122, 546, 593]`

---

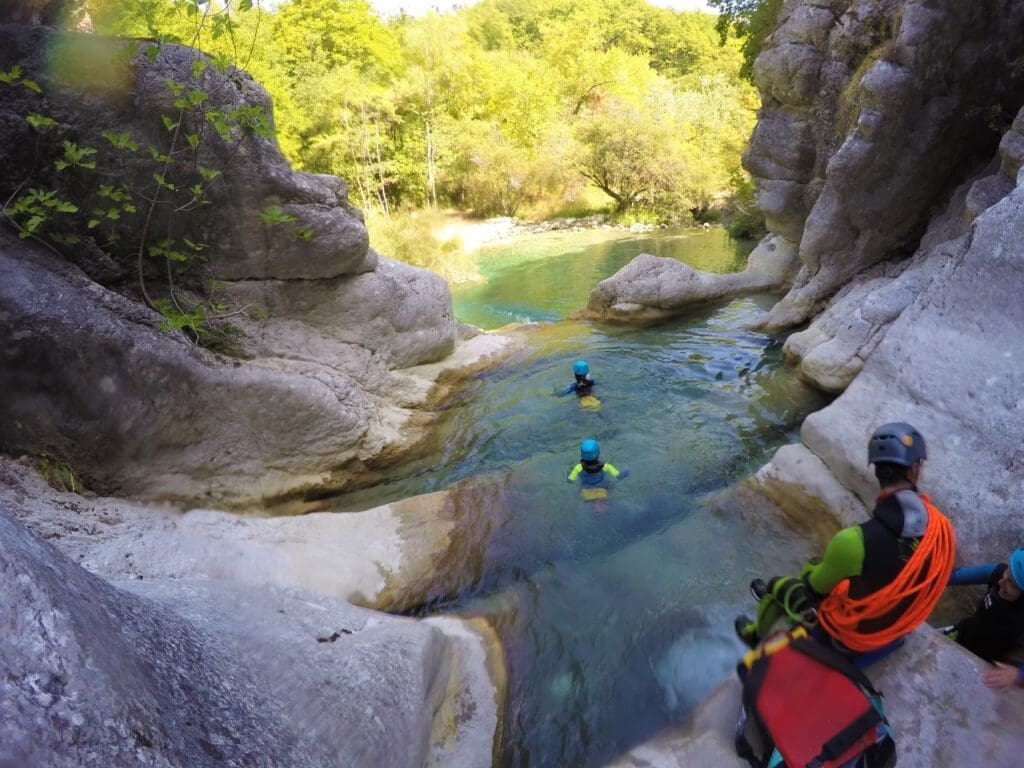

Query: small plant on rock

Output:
[0, 1, 285, 354]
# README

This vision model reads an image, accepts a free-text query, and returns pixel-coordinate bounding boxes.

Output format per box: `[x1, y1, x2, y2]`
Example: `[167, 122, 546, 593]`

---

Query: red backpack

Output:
[735, 630, 896, 768]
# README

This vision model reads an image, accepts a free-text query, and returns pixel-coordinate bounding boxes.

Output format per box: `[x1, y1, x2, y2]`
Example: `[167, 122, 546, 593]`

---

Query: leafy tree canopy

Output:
[89, 0, 760, 225]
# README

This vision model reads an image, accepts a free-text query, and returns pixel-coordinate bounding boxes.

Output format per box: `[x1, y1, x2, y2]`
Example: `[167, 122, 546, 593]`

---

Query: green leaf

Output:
[25, 215, 44, 233]
[55, 140, 97, 171]
[152, 172, 177, 191]
[293, 226, 314, 241]
[191, 59, 207, 79]
[197, 166, 220, 182]
[187, 89, 208, 107]
[54, 201, 78, 213]
[148, 145, 170, 162]
[161, 115, 179, 133]
[0, 65, 21, 84]
[26, 113, 57, 130]
[260, 205, 297, 226]
[205, 109, 232, 142]
[185, 133, 200, 149]
[21, 78, 41, 94]
[239, 0, 254, 10]
[101, 130, 138, 151]
[145, 45, 159, 64]
[87, 219, 101, 229]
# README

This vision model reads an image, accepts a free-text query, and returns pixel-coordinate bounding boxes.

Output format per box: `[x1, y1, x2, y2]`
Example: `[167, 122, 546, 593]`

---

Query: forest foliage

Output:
[87, 0, 760, 224]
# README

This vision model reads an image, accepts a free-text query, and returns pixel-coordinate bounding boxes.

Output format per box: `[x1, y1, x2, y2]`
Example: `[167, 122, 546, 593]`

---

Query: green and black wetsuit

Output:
[751, 489, 927, 640]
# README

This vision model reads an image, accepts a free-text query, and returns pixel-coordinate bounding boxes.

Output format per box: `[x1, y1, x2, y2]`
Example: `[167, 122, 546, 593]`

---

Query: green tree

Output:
[707, 0, 783, 80]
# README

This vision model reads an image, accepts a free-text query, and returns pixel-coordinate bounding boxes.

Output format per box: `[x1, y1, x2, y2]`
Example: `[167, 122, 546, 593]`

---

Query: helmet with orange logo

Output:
[867, 422, 927, 466]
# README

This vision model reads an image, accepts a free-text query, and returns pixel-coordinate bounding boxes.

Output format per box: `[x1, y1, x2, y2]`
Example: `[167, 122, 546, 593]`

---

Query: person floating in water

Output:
[560, 360, 601, 410]
[567, 439, 627, 510]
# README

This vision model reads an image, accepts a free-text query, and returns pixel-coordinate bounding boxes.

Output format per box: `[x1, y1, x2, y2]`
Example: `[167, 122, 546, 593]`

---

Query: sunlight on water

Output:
[325, 228, 828, 767]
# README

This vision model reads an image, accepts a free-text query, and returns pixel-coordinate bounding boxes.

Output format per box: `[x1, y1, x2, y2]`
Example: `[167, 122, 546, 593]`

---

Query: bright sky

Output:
[368, 1, 715, 18]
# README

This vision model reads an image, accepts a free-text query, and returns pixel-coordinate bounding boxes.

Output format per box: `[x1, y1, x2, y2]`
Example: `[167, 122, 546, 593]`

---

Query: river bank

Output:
[432, 212, 675, 253]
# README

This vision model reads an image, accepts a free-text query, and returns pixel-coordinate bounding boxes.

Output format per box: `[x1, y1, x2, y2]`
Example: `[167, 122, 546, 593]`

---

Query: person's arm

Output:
[948, 563, 999, 586]
[567, 464, 582, 482]
[603, 462, 622, 479]
[804, 526, 865, 595]
[982, 662, 1024, 691]
[559, 383, 574, 396]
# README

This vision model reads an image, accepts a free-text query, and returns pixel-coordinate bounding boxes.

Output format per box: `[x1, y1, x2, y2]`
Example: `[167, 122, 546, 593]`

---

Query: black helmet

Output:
[867, 422, 927, 467]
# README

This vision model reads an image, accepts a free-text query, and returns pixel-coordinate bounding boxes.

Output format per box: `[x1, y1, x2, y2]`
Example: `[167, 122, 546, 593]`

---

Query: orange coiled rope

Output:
[817, 493, 956, 652]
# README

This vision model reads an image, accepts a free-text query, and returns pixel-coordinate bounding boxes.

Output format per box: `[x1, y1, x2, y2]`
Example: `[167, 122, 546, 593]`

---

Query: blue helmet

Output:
[867, 422, 927, 467]
[573, 360, 589, 376]
[1010, 549, 1024, 590]
[580, 438, 600, 462]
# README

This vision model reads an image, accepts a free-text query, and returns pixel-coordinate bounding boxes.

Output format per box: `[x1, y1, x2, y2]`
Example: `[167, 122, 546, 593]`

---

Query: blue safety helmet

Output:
[573, 360, 590, 376]
[580, 438, 600, 462]
[867, 422, 927, 467]
[1010, 549, 1024, 590]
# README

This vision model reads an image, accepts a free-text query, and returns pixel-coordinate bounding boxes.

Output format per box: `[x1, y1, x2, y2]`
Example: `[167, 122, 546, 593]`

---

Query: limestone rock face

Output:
[223, 256, 457, 372]
[800, 187, 1024, 564]
[783, 107, 1024, 391]
[747, 0, 1024, 328]
[0, 459, 503, 768]
[0, 508, 476, 768]
[584, 236, 798, 324]
[763, 178, 1024, 565]
[0, 0, 63, 24]
[0, 26, 512, 504]
[0, 241, 371, 502]
[0, 456, 487, 614]
[0, 25, 372, 281]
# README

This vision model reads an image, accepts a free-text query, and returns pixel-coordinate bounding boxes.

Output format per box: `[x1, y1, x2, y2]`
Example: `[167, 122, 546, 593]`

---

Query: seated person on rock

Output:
[567, 438, 626, 503]
[735, 422, 956, 663]
[945, 548, 1024, 690]
[561, 360, 596, 397]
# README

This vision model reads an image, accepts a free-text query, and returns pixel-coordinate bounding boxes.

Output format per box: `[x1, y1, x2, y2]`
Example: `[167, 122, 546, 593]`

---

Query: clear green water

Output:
[455, 227, 751, 329]
[328, 228, 829, 766]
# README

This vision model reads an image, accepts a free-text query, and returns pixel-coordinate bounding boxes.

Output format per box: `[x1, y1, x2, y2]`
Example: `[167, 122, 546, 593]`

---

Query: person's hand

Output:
[982, 662, 1022, 691]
